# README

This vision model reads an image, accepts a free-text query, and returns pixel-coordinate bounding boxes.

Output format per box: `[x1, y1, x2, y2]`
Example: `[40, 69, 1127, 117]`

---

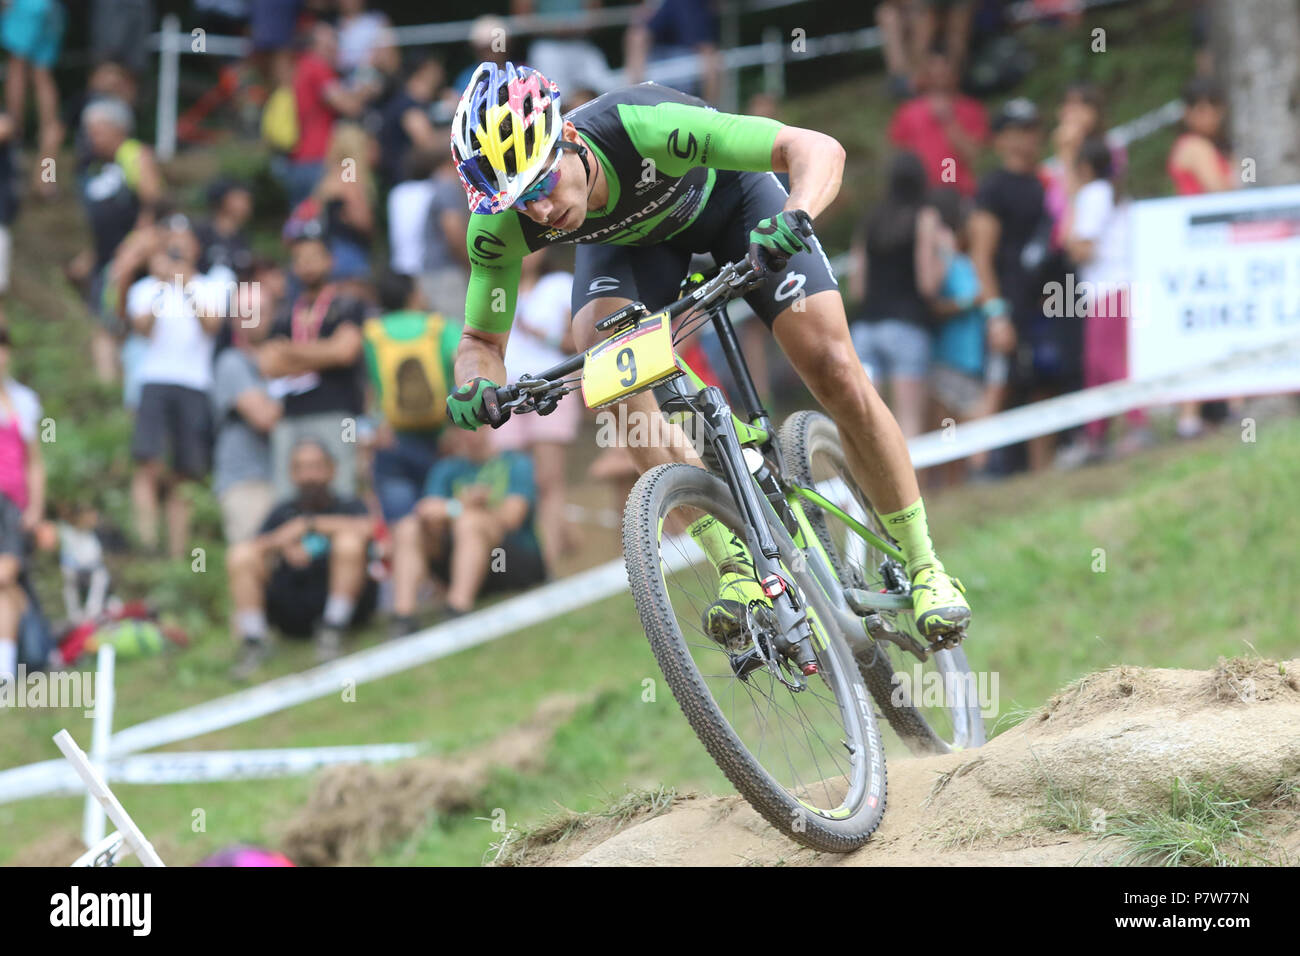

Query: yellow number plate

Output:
[581, 311, 682, 408]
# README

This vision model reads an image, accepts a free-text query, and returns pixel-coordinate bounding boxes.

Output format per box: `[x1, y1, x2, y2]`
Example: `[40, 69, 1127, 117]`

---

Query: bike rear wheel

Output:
[623, 462, 887, 852]
[780, 410, 987, 755]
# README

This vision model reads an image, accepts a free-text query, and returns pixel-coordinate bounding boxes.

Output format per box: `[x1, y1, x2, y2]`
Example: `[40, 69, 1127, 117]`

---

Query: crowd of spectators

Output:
[0, 0, 1251, 686]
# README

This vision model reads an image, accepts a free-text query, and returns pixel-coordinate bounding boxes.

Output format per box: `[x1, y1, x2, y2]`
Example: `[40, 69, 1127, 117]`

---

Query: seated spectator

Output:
[258, 221, 368, 500]
[196, 178, 255, 277]
[624, 0, 721, 103]
[227, 437, 379, 677]
[0, 327, 45, 683]
[494, 249, 579, 573]
[364, 271, 460, 524]
[848, 151, 946, 438]
[514, 0, 618, 99]
[387, 148, 438, 279]
[377, 54, 446, 189]
[77, 97, 163, 384]
[212, 265, 286, 544]
[888, 52, 988, 197]
[389, 427, 546, 637]
[125, 220, 230, 557]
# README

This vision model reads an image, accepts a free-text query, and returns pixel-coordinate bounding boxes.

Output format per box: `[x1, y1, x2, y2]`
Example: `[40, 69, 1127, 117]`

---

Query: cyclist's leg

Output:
[724, 173, 969, 636]
[570, 242, 705, 475]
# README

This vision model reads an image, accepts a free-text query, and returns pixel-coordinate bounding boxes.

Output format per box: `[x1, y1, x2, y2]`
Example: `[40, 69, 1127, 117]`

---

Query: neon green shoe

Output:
[702, 569, 770, 650]
[910, 566, 971, 639]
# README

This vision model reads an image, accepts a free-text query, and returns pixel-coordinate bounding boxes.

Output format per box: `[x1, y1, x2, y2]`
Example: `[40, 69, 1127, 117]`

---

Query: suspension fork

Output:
[693, 386, 820, 673]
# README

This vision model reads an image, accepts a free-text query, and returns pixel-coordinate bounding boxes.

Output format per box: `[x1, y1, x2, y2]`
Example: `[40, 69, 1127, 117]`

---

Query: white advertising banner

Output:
[1129, 183, 1300, 401]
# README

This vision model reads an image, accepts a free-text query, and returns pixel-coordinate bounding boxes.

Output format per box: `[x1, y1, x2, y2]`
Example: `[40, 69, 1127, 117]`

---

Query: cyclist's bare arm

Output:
[771, 126, 846, 220]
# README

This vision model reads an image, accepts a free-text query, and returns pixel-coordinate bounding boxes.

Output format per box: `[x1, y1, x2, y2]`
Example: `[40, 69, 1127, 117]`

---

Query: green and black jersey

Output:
[464, 83, 783, 334]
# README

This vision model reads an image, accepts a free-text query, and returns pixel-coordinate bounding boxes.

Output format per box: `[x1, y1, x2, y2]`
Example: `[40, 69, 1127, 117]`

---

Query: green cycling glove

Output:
[446, 377, 509, 430]
[747, 209, 814, 273]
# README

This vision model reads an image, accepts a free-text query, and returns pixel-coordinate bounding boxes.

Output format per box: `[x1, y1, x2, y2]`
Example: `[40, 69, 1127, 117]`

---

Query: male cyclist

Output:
[444, 62, 970, 640]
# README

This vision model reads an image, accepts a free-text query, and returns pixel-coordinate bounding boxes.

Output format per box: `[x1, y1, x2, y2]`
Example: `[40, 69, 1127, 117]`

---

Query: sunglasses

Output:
[513, 149, 564, 210]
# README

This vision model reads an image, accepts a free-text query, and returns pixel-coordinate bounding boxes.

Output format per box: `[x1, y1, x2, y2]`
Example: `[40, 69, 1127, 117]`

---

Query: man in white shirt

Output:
[126, 221, 229, 557]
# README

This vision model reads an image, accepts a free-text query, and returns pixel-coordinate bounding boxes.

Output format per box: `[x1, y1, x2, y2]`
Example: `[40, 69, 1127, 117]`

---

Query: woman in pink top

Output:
[0, 327, 46, 681]
[1167, 77, 1237, 439]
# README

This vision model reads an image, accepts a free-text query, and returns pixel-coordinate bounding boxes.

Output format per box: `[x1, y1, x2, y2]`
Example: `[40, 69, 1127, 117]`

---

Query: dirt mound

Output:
[279, 695, 583, 865]
[512, 660, 1300, 866]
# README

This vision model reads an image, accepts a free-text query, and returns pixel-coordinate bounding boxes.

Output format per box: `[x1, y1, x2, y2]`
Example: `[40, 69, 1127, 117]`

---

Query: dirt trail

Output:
[507, 659, 1300, 866]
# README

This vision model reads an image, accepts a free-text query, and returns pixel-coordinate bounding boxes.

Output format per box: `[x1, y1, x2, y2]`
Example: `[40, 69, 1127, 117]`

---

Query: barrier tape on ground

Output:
[907, 337, 1300, 468]
[18, 744, 426, 799]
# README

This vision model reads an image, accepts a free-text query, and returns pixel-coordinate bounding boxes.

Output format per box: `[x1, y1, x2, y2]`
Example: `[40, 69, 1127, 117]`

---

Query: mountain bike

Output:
[491, 257, 986, 852]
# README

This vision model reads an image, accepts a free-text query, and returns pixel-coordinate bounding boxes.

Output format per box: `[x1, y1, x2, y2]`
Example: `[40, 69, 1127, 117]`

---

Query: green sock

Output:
[879, 498, 941, 577]
[687, 516, 754, 578]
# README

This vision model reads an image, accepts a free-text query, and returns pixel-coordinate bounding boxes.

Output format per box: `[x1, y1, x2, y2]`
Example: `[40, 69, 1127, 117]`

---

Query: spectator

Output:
[849, 151, 947, 439]
[0, 327, 45, 683]
[877, 1, 976, 99]
[418, 130, 471, 317]
[926, 189, 993, 480]
[388, 148, 438, 280]
[377, 54, 446, 189]
[336, 0, 393, 82]
[495, 250, 579, 573]
[1041, 83, 1126, 248]
[68, 60, 140, 177]
[888, 52, 988, 198]
[968, 98, 1043, 468]
[2, 0, 66, 198]
[513, 0, 617, 100]
[1168, 76, 1237, 440]
[389, 426, 546, 637]
[249, 0, 300, 110]
[212, 267, 286, 544]
[77, 98, 164, 384]
[364, 271, 460, 524]
[1064, 136, 1147, 462]
[453, 17, 512, 93]
[125, 222, 229, 558]
[196, 179, 255, 277]
[227, 437, 379, 677]
[305, 121, 376, 285]
[625, 0, 721, 104]
[0, 111, 15, 328]
[57, 502, 110, 624]
[280, 22, 374, 208]
[259, 221, 368, 500]
[90, 0, 152, 77]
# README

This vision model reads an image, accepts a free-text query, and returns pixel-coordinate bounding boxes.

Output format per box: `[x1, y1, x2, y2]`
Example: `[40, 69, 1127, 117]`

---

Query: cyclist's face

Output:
[519, 124, 589, 232]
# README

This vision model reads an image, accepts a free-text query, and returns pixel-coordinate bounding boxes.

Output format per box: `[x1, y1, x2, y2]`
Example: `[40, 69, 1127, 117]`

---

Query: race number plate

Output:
[581, 311, 682, 408]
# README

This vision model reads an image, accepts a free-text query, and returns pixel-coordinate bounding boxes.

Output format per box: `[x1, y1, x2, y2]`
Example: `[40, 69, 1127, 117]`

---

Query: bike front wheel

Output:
[623, 462, 886, 852]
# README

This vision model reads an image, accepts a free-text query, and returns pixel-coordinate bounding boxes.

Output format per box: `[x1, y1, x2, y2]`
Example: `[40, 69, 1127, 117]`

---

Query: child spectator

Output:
[0, 327, 45, 683]
[494, 249, 579, 573]
[364, 270, 460, 523]
[389, 427, 546, 637]
[125, 220, 230, 557]
[227, 438, 379, 677]
[58, 503, 110, 624]
[259, 220, 368, 500]
[927, 188, 992, 481]
[1065, 136, 1148, 461]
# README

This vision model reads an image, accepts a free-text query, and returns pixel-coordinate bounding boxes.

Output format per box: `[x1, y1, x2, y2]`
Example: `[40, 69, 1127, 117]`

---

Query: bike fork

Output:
[695, 386, 820, 676]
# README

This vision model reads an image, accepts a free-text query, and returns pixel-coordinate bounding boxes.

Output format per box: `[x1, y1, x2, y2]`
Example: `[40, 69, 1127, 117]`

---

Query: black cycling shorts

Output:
[571, 170, 840, 330]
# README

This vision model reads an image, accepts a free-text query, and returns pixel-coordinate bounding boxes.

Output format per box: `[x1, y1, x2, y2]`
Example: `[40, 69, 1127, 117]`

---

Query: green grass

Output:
[1100, 778, 1271, 867]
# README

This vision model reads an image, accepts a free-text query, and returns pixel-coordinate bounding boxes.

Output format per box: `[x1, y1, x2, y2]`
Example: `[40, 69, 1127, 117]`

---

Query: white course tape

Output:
[907, 337, 1300, 468]
[26, 743, 426, 798]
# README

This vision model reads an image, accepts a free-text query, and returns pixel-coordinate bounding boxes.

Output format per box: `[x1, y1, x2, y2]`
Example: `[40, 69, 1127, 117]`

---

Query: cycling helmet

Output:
[452, 61, 563, 215]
